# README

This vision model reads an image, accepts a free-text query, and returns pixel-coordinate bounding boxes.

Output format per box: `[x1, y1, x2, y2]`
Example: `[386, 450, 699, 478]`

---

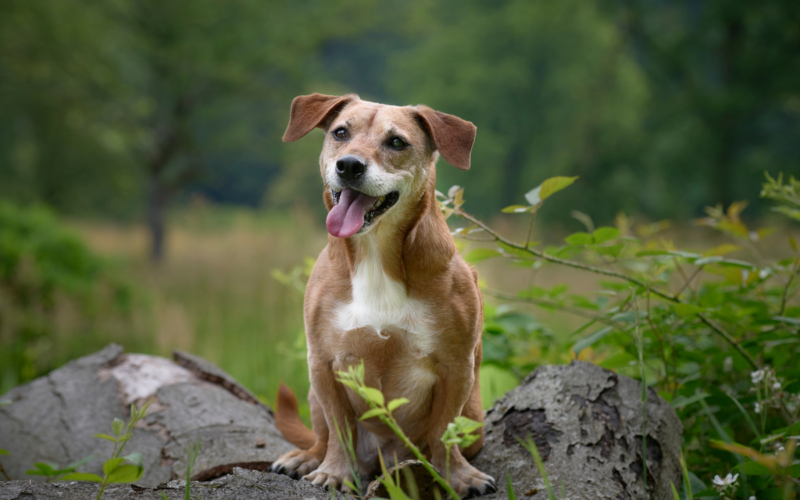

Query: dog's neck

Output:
[327, 171, 456, 292]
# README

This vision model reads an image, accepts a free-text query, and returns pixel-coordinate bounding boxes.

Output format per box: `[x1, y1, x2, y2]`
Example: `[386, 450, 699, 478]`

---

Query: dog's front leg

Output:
[302, 356, 358, 492]
[428, 360, 496, 498]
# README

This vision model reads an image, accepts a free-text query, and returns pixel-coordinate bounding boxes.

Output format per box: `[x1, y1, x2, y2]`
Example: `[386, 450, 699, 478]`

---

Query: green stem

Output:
[379, 415, 461, 500]
[0, 461, 11, 481]
[779, 257, 799, 315]
[457, 209, 760, 370]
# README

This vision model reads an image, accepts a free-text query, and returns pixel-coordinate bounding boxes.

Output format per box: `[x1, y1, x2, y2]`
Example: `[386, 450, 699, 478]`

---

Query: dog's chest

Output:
[334, 242, 436, 352]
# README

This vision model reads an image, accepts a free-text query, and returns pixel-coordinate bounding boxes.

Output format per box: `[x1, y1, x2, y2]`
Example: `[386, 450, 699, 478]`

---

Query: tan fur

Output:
[271, 94, 494, 498]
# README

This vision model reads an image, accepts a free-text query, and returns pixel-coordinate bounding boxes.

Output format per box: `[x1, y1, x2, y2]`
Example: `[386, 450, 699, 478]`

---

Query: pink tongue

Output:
[326, 188, 378, 238]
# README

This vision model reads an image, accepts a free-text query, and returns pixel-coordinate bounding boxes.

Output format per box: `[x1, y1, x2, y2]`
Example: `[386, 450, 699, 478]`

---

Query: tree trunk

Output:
[147, 172, 167, 263]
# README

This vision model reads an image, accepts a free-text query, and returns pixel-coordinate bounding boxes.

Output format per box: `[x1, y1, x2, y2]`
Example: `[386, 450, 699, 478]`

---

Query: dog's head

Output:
[283, 93, 476, 238]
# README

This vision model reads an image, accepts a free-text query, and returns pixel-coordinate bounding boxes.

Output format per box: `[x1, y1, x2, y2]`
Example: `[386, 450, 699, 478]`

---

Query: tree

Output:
[616, 0, 800, 215]
[386, 0, 649, 221]
[103, 0, 376, 261]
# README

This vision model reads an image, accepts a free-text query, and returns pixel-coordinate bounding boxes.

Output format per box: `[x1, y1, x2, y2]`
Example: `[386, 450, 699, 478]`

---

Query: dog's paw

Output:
[303, 461, 353, 492]
[449, 462, 496, 499]
[269, 449, 321, 479]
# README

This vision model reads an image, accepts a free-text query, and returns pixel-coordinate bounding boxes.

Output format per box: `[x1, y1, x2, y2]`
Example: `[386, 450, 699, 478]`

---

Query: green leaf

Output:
[572, 326, 613, 355]
[360, 387, 384, 406]
[0, 448, 8, 456]
[123, 452, 143, 468]
[107, 463, 143, 483]
[359, 408, 387, 420]
[464, 249, 502, 263]
[790, 235, 798, 252]
[736, 461, 773, 475]
[610, 311, 644, 323]
[507, 471, 517, 500]
[525, 176, 578, 205]
[636, 250, 701, 259]
[593, 227, 619, 244]
[692, 256, 723, 266]
[93, 433, 118, 442]
[452, 417, 483, 436]
[673, 303, 704, 317]
[773, 316, 800, 326]
[112, 418, 125, 437]
[501, 205, 533, 214]
[28, 462, 57, 476]
[61, 472, 104, 482]
[595, 243, 624, 258]
[103, 457, 125, 476]
[670, 392, 710, 408]
[565, 232, 593, 245]
[387, 398, 410, 411]
[670, 482, 680, 500]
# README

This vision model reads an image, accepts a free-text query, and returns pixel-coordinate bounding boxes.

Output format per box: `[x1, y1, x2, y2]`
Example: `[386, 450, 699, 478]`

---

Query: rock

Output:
[473, 361, 682, 500]
[1, 348, 682, 500]
[0, 344, 294, 486]
[0, 467, 344, 499]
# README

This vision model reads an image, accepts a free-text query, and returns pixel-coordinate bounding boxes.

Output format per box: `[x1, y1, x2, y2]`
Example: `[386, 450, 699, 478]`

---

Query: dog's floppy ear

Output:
[282, 93, 356, 143]
[415, 106, 477, 170]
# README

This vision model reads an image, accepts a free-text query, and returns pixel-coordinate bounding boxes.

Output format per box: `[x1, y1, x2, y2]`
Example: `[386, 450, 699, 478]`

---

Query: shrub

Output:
[444, 172, 800, 497]
[0, 202, 141, 393]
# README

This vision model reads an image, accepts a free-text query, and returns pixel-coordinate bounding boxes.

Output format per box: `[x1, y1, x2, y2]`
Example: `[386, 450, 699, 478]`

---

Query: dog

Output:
[269, 93, 495, 498]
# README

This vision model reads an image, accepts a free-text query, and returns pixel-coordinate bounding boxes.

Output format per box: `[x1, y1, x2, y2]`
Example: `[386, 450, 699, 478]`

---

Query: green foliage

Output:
[183, 440, 201, 500]
[762, 173, 800, 223]
[0, 202, 141, 393]
[336, 361, 463, 500]
[448, 173, 800, 498]
[21, 401, 151, 499]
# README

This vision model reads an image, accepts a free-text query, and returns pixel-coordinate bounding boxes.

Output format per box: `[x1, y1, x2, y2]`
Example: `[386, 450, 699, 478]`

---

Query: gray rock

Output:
[472, 361, 682, 500]
[0, 345, 294, 487]
[0, 467, 344, 499]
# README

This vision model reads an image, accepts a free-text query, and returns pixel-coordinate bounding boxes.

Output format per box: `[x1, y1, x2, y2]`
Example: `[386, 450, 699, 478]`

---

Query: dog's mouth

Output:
[326, 188, 400, 238]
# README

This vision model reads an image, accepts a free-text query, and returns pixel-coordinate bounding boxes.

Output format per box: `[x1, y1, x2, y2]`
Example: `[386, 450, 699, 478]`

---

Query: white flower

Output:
[712, 473, 739, 486]
[751, 370, 764, 384]
[772, 381, 781, 390]
[750, 496, 756, 500]
[754, 402, 761, 414]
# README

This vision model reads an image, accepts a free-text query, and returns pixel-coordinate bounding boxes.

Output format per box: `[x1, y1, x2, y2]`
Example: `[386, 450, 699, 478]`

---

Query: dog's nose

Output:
[335, 155, 366, 181]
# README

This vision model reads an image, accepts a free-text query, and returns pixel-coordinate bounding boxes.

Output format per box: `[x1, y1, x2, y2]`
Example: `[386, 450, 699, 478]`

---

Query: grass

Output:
[70, 206, 323, 416]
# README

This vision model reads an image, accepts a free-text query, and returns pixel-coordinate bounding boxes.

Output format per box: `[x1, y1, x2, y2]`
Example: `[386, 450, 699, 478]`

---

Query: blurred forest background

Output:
[1, 0, 799, 419]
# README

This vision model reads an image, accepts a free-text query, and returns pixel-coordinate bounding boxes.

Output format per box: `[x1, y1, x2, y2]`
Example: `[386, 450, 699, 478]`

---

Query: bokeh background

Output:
[1, 0, 799, 418]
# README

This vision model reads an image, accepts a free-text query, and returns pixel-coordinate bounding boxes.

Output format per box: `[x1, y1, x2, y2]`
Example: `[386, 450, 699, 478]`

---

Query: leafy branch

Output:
[454, 206, 758, 369]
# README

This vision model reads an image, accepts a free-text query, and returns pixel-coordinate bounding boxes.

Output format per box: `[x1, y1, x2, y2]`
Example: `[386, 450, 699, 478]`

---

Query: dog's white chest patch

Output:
[335, 238, 436, 352]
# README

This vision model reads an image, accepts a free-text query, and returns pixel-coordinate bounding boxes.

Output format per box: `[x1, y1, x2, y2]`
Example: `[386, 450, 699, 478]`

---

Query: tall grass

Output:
[72, 206, 325, 413]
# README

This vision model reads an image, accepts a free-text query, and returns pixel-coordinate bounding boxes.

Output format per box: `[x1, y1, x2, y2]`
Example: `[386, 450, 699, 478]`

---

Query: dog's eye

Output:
[389, 137, 407, 150]
[333, 128, 348, 140]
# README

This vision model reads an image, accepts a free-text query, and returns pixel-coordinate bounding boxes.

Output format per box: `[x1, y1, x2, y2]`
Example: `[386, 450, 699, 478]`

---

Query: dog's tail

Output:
[275, 382, 316, 450]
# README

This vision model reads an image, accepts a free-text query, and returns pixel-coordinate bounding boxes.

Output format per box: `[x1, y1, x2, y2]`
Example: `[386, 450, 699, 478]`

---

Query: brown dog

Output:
[269, 93, 495, 498]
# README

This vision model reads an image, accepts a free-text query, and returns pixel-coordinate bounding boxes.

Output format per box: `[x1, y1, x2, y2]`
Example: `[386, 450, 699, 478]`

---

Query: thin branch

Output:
[674, 265, 704, 300]
[779, 257, 799, 315]
[457, 208, 760, 370]
[483, 288, 605, 321]
[697, 314, 757, 369]
[458, 209, 675, 302]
